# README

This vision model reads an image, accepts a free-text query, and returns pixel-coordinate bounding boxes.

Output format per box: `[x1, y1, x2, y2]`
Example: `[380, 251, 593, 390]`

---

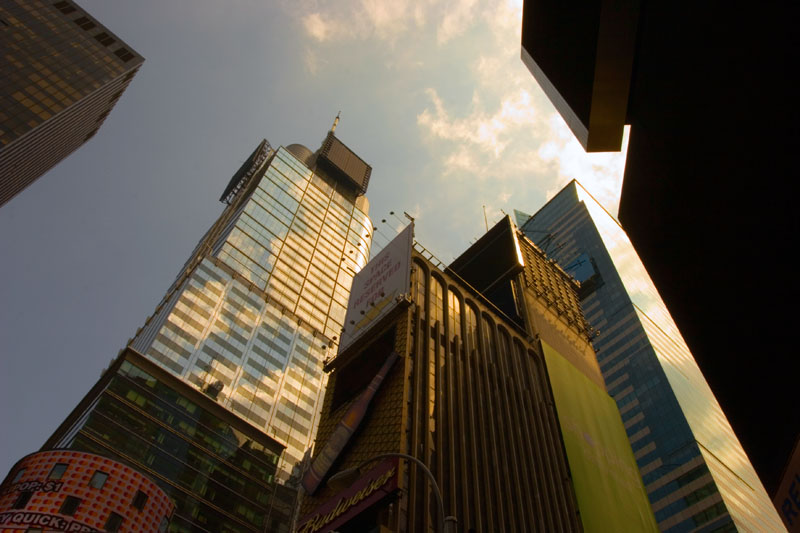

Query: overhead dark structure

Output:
[520, 0, 799, 495]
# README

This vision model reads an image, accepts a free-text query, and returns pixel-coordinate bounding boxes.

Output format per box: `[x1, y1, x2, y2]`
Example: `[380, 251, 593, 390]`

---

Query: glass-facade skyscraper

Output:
[517, 180, 783, 532]
[130, 135, 372, 482]
[45, 130, 373, 532]
[0, 0, 143, 206]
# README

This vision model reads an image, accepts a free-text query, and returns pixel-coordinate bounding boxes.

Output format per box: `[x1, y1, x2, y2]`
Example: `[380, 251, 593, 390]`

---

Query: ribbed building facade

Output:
[300, 248, 582, 532]
[299, 217, 657, 532]
[0, 0, 143, 205]
[517, 180, 784, 532]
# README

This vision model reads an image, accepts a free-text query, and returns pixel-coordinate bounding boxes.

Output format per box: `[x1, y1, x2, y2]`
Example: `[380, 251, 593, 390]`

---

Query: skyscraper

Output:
[128, 132, 372, 482]
[0, 0, 143, 206]
[44, 127, 374, 531]
[517, 180, 784, 531]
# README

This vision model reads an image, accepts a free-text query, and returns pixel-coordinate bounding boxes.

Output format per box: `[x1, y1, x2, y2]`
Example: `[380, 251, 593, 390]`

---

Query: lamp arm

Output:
[354, 452, 447, 533]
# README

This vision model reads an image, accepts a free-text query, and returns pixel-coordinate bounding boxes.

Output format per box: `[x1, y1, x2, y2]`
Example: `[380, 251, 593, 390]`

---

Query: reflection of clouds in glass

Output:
[636, 310, 778, 529]
[576, 181, 779, 528]
[133, 143, 373, 483]
[575, 183, 685, 344]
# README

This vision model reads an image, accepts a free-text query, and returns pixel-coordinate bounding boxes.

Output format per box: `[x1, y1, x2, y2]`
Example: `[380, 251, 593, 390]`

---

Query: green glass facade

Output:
[49, 351, 294, 533]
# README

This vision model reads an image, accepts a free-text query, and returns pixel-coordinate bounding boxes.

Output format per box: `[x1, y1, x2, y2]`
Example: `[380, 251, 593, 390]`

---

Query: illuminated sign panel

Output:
[297, 459, 398, 533]
[542, 341, 658, 532]
[338, 222, 413, 354]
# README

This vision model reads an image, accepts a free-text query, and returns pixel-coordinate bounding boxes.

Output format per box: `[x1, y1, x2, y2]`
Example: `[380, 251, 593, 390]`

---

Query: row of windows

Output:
[11, 466, 148, 532]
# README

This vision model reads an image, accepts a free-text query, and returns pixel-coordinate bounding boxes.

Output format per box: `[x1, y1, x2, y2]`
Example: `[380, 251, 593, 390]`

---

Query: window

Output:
[104, 512, 124, 532]
[53, 1, 76, 14]
[89, 470, 108, 489]
[114, 48, 135, 62]
[48, 463, 68, 480]
[59, 496, 81, 516]
[12, 492, 32, 509]
[132, 490, 148, 510]
[94, 32, 115, 47]
[74, 16, 95, 30]
[11, 468, 26, 483]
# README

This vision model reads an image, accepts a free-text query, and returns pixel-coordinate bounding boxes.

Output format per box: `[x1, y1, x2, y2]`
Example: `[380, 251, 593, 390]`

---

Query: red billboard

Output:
[297, 458, 398, 533]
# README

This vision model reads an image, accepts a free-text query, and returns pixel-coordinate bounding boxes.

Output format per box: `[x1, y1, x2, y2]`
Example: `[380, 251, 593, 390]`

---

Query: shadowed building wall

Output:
[299, 218, 657, 532]
[0, 0, 143, 205]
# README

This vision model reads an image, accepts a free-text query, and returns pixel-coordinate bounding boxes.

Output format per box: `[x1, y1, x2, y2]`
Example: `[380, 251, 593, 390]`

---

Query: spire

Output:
[330, 111, 340, 134]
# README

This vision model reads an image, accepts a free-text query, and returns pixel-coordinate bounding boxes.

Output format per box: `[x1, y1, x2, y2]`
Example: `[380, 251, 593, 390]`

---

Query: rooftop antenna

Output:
[482, 205, 489, 231]
[330, 111, 341, 133]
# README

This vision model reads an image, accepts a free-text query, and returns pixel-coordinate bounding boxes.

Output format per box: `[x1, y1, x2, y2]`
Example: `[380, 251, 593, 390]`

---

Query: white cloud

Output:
[539, 117, 629, 215]
[361, 0, 412, 40]
[304, 48, 319, 74]
[303, 12, 330, 41]
[288, 0, 627, 257]
[417, 87, 544, 167]
[437, 0, 479, 44]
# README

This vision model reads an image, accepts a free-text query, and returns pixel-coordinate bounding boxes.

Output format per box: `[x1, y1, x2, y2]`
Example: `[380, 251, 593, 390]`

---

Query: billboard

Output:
[542, 341, 658, 532]
[301, 351, 399, 495]
[318, 132, 371, 194]
[219, 139, 271, 203]
[297, 458, 398, 533]
[338, 223, 413, 355]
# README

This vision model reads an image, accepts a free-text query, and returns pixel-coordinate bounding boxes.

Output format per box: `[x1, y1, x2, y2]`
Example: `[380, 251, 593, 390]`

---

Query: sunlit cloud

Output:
[437, 0, 479, 44]
[418, 87, 540, 158]
[288, 0, 627, 259]
[303, 12, 330, 41]
[539, 118, 629, 215]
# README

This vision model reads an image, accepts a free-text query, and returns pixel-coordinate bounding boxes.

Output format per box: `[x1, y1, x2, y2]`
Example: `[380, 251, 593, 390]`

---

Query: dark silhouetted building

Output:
[517, 181, 784, 531]
[298, 217, 658, 532]
[520, 0, 799, 496]
[0, 0, 143, 206]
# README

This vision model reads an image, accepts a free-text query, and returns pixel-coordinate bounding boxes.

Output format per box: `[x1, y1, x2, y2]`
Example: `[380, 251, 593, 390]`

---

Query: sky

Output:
[0, 0, 629, 476]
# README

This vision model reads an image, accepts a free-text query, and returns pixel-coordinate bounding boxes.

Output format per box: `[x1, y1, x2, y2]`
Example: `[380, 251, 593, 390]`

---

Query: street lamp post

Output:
[327, 452, 457, 533]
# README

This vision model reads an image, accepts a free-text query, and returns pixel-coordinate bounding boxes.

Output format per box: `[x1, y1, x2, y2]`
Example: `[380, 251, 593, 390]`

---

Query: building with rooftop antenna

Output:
[0, 0, 143, 206]
[38, 123, 375, 531]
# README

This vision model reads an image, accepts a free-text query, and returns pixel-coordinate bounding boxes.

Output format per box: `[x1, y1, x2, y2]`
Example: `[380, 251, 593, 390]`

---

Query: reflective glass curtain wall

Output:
[519, 181, 782, 532]
[131, 144, 372, 482]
